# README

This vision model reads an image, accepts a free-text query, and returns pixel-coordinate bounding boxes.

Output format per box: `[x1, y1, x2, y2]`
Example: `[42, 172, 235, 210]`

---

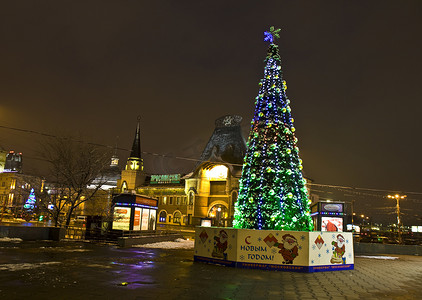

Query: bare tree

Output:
[40, 136, 111, 228]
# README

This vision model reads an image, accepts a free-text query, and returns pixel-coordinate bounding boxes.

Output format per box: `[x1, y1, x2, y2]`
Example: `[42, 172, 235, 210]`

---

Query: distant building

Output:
[0, 172, 42, 217]
[0, 147, 7, 172]
[4, 151, 23, 173]
[81, 148, 122, 217]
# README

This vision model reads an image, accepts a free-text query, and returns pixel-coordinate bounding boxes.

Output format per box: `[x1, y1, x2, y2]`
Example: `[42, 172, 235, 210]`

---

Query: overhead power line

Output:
[2, 124, 422, 196]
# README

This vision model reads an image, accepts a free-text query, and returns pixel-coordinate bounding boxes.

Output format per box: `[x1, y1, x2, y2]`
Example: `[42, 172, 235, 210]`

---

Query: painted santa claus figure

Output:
[276, 234, 299, 264]
[331, 234, 346, 264]
[212, 229, 228, 259]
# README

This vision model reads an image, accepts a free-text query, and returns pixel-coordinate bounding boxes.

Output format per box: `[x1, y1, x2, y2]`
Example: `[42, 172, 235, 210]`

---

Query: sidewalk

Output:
[0, 240, 421, 299]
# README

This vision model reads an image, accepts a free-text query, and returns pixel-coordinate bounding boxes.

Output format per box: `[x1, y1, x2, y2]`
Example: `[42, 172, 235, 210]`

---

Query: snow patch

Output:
[0, 237, 23, 242]
[356, 255, 399, 260]
[134, 238, 194, 249]
[38, 247, 91, 252]
[0, 261, 61, 271]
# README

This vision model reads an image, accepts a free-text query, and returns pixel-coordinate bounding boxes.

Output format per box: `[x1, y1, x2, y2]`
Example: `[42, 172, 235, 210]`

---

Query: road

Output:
[0, 239, 421, 299]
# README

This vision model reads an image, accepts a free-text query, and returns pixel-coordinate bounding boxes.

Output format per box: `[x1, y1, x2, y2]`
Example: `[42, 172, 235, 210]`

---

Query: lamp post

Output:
[387, 194, 406, 244]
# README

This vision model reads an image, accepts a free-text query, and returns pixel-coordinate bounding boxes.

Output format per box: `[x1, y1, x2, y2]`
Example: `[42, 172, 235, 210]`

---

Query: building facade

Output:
[116, 115, 247, 227]
[0, 172, 42, 218]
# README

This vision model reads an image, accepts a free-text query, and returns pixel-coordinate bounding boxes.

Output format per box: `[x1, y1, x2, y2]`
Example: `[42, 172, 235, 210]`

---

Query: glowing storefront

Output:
[112, 193, 157, 231]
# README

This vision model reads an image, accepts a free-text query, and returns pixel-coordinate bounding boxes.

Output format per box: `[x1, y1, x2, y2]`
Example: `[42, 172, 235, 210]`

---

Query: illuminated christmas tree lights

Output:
[24, 188, 36, 212]
[233, 27, 313, 231]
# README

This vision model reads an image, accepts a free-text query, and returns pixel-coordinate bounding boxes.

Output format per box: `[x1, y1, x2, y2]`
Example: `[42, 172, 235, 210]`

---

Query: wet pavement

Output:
[0, 240, 421, 300]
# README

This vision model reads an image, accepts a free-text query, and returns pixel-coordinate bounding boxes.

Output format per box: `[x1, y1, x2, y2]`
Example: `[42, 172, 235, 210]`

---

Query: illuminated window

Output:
[173, 211, 181, 224]
[208, 205, 228, 226]
[188, 191, 194, 205]
[159, 211, 167, 222]
[204, 165, 228, 180]
[182, 196, 187, 205]
[121, 181, 128, 192]
[163, 196, 167, 205]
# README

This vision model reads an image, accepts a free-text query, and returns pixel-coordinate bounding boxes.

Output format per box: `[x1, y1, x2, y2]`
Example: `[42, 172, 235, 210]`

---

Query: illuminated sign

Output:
[347, 224, 360, 233]
[201, 219, 212, 227]
[135, 197, 158, 207]
[321, 203, 343, 212]
[411, 226, 422, 233]
[112, 206, 131, 230]
[150, 174, 180, 184]
[321, 217, 343, 232]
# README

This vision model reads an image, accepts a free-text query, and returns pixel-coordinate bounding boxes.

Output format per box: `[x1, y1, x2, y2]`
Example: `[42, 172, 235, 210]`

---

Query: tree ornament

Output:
[264, 26, 281, 43]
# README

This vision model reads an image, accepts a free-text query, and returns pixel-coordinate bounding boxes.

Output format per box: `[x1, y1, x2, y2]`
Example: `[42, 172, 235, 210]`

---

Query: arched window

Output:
[208, 204, 228, 226]
[173, 211, 182, 224]
[231, 190, 238, 206]
[159, 211, 167, 223]
[188, 191, 195, 205]
[121, 181, 128, 193]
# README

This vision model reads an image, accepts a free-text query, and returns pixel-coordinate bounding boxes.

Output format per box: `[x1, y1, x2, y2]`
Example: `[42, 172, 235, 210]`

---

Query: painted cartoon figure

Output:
[276, 234, 299, 264]
[324, 220, 338, 231]
[331, 234, 346, 264]
[212, 229, 228, 260]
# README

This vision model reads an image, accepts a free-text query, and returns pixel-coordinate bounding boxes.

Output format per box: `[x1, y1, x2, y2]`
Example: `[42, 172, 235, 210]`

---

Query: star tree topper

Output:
[264, 26, 281, 43]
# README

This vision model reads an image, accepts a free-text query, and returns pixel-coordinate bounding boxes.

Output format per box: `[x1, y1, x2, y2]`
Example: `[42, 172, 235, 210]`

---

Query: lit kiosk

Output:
[112, 193, 157, 231]
[194, 28, 354, 272]
[310, 201, 346, 232]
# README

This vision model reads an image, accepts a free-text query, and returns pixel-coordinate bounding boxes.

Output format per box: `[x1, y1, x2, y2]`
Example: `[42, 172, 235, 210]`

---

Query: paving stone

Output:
[0, 241, 422, 299]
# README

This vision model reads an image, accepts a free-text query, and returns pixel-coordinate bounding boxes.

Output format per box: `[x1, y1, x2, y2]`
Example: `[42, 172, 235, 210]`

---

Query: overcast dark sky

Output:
[1, 1, 422, 222]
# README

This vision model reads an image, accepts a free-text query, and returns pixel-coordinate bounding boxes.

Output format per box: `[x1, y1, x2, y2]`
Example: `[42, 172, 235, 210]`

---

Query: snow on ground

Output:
[356, 255, 399, 260]
[134, 238, 194, 249]
[0, 262, 61, 271]
[0, 237, 22, 242]
[38, 247, 91, 252]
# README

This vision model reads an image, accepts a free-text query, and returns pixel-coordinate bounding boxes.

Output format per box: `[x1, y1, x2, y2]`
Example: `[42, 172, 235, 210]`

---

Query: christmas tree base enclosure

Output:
[194, 227, 354, 273]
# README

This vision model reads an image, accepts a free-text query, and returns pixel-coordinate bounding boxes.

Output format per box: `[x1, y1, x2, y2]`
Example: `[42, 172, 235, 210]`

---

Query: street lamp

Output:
[387, 194, 406, 244]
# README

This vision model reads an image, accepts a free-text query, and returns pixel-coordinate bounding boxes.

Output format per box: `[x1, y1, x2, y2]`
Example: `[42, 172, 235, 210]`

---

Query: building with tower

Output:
[117, 117, 146, 191]
[182, 115, 247, 226]
[114, 115, 247, 227]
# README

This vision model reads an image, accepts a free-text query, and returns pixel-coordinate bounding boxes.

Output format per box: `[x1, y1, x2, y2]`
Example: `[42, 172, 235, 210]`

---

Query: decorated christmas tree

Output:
[233, 27, 313, 231]
[23, 188, 37, 212]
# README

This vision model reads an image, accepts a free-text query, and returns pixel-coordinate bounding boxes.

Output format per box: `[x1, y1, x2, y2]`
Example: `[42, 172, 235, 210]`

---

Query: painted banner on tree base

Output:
[194, 227, 354, 273]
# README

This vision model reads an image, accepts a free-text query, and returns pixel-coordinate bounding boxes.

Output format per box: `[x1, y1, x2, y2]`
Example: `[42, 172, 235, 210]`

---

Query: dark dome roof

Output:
[197, 115, 247, 167]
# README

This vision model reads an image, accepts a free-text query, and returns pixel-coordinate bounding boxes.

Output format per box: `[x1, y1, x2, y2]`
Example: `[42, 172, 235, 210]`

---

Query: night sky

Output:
[1, 1, 422, 223]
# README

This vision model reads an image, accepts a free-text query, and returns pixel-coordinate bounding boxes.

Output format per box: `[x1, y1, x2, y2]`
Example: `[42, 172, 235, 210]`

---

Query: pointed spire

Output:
[126, 116, 143, 171]
[130, 116, 142, 159]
